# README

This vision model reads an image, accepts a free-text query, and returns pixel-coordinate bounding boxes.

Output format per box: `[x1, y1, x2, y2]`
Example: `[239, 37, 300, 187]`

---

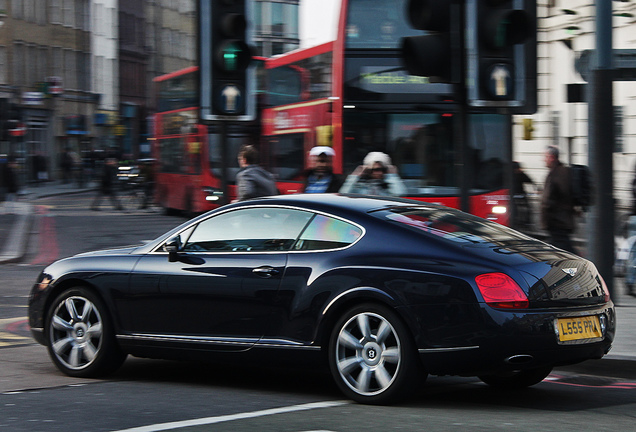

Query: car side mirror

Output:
[163, 237, 181, 262]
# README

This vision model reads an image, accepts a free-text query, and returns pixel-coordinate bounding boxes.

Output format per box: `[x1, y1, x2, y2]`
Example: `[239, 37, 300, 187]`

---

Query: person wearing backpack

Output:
[541, 145, 577, 253]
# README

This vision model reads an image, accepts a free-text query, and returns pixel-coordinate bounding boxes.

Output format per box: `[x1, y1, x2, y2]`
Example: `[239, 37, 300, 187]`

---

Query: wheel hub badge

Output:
[74, 323, 88, 341]
[363, 342, 382, 366]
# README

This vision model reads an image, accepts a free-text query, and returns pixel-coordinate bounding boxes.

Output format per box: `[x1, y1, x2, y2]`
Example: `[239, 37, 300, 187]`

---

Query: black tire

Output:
[478, 366, 553, 389]
[328, 303, 422, 404]
[45, 287, 126, 378]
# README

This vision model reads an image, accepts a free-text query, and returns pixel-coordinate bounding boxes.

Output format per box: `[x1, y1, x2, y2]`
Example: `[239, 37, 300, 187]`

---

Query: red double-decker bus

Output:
[152, 62, 265, 213]
[261, 0, 512, 224]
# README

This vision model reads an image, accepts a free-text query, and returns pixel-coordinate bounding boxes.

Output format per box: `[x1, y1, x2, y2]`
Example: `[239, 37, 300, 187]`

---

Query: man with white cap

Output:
[303, 146, 343, 193]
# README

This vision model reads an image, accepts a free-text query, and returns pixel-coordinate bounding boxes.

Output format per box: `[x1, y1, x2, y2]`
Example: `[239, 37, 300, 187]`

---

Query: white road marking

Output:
[111, 400, 349, 432]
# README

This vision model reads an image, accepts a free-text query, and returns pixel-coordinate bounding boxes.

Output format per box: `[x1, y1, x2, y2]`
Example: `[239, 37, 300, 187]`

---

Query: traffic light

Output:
[199, 0, 256, 121]
[401, 0, 457, 83]
[465, 0, 537, 113]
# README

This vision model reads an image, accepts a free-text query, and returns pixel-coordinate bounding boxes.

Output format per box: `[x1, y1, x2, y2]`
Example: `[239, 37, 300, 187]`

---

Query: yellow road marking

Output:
[0, 331, 30, 341]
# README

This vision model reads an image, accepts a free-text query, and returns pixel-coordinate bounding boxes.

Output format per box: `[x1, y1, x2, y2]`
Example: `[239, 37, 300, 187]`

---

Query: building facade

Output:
[0, 0, 99, 184]
[253, 0, 300, 57]
[517, 1, 636, 212]
[0, 0, 300, 183]
[92, 0, 119, 158]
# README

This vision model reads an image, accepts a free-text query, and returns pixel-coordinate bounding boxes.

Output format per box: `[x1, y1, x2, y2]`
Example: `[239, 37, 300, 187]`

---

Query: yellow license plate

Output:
[557, 316, 602, 342]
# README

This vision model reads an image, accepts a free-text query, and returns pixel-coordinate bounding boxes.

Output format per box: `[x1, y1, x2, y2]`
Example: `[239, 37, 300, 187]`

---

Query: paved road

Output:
[1, 190, 636, 432]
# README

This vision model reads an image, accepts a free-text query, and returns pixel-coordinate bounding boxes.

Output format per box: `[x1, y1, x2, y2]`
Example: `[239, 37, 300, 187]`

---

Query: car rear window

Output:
[379, 206, 531, 245]
[294, 214, 363, 251]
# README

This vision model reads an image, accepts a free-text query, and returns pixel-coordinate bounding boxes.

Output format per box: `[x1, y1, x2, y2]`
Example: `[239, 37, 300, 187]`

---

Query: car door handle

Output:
[252, 266, 280, 278]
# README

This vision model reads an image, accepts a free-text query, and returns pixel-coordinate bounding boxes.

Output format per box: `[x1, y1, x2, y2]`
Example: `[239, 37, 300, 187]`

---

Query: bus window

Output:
[208, 133, 244, 184]
[342, 112, 507, 196]
[268, 134, 305, 181]
[345, 0, 420, 49]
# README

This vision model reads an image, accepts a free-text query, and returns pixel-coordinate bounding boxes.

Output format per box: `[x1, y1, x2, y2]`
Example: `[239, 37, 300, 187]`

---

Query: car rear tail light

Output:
[475, 272, 529, 309]
[599, 275, 610, 303]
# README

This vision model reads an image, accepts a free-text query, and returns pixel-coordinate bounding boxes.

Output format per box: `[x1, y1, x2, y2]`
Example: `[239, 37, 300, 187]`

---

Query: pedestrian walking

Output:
[339, 151, 407, 196]
[139, 159, 156, 209]
[540, 145, 576, 253]
[2, 157, 19, 212]
[302, 146, 343, 193]
[60, 149, 73, 184]
[235, 145, 278, 202]
[631, 163, 636, 216]
[91, 158, 123, 210]
[512, 161, 536, 229]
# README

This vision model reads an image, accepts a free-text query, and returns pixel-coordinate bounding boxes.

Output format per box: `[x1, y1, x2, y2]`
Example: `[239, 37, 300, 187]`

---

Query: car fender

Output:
[309, 265, 473, 349]
[29, 255, 141, 336]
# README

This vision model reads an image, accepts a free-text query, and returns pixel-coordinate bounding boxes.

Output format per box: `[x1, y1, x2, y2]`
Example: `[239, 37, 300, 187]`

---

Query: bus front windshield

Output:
[342, 112, 508, 196]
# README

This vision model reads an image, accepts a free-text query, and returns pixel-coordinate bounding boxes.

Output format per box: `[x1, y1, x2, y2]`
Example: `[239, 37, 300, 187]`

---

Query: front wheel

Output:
[328, 303, 422, 404]
[478, 366, 553, 389]
[46, 287, 126, 377]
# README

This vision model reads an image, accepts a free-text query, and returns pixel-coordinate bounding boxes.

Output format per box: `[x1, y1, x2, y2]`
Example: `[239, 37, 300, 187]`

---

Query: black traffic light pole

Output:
[219, 121, 230, 205]
[588, 0, 615, 298]
[452, 1, 470, 214]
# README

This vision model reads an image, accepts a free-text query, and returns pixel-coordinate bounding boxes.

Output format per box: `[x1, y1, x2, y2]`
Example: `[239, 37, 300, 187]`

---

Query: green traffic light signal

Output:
[216, 40, 252, 74]
[222, 44, 241, 71]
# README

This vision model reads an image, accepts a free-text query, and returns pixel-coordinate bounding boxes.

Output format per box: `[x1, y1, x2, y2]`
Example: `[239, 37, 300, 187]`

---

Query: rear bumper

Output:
[408, 302, 616, 376]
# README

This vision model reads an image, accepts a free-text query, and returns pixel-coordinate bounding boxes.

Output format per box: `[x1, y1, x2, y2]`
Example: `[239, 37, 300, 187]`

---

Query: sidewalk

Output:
[0, 181, 634, 379]
[0, 181, 96, 263]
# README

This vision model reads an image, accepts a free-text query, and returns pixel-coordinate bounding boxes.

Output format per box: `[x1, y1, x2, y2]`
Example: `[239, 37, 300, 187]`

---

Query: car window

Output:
[380, 206, 532, 245]
[182, 207, 313, 252]
[294, 214, 362, 251]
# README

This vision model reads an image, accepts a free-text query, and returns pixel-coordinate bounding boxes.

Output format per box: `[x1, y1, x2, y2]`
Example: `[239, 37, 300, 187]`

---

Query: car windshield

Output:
[377, 206, 532, 245]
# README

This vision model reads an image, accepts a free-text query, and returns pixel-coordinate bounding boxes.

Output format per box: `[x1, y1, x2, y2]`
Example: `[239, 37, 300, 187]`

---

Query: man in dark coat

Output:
[541, 145, 576, 253]
[302, 146, 343, 193]
[91, 158, 123, 210]
[235, 145, 278, 201]
[2, 157, 19, 203]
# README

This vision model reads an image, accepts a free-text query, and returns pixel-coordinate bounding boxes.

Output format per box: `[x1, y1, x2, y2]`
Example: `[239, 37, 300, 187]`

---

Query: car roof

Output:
[236, 193, 430, 214]
[139, 194, 442, 255]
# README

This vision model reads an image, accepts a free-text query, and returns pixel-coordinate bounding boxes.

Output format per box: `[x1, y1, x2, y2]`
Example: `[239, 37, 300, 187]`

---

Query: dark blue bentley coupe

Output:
[28, 194, 615, 404]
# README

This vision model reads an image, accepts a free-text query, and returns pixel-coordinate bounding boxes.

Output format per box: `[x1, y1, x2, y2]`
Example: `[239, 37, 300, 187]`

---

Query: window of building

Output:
[52, 47, 63, 78]
[11, 0, 22, 20]
[95, 55, 104, 95]
[283, 2, 298, 38]
[271, 2, 283, 36]
[79, 52, 90, 91]
[271, 42, 286, 56]
[50, 0, 61, 24]
[25, 0, 35, 22]
[0, 46, 7, 84]
[13, 42, 24, 87]
[77, 0, 89, 31]
[179, 0, 194, 14]
[254, 1, 262, 33]
[63, 0, 74, 27]
[36, 0, 46, 24]
[38, 47, 49, 85]
[26, 44, 37, 87]
[64, 49, 77, 90]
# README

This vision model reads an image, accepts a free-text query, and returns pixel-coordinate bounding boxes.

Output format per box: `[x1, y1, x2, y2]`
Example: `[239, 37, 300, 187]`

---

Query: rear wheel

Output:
[46, 287, 126, 377]
[328, 303, 422, 404]
[478, 366, 553, 389]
